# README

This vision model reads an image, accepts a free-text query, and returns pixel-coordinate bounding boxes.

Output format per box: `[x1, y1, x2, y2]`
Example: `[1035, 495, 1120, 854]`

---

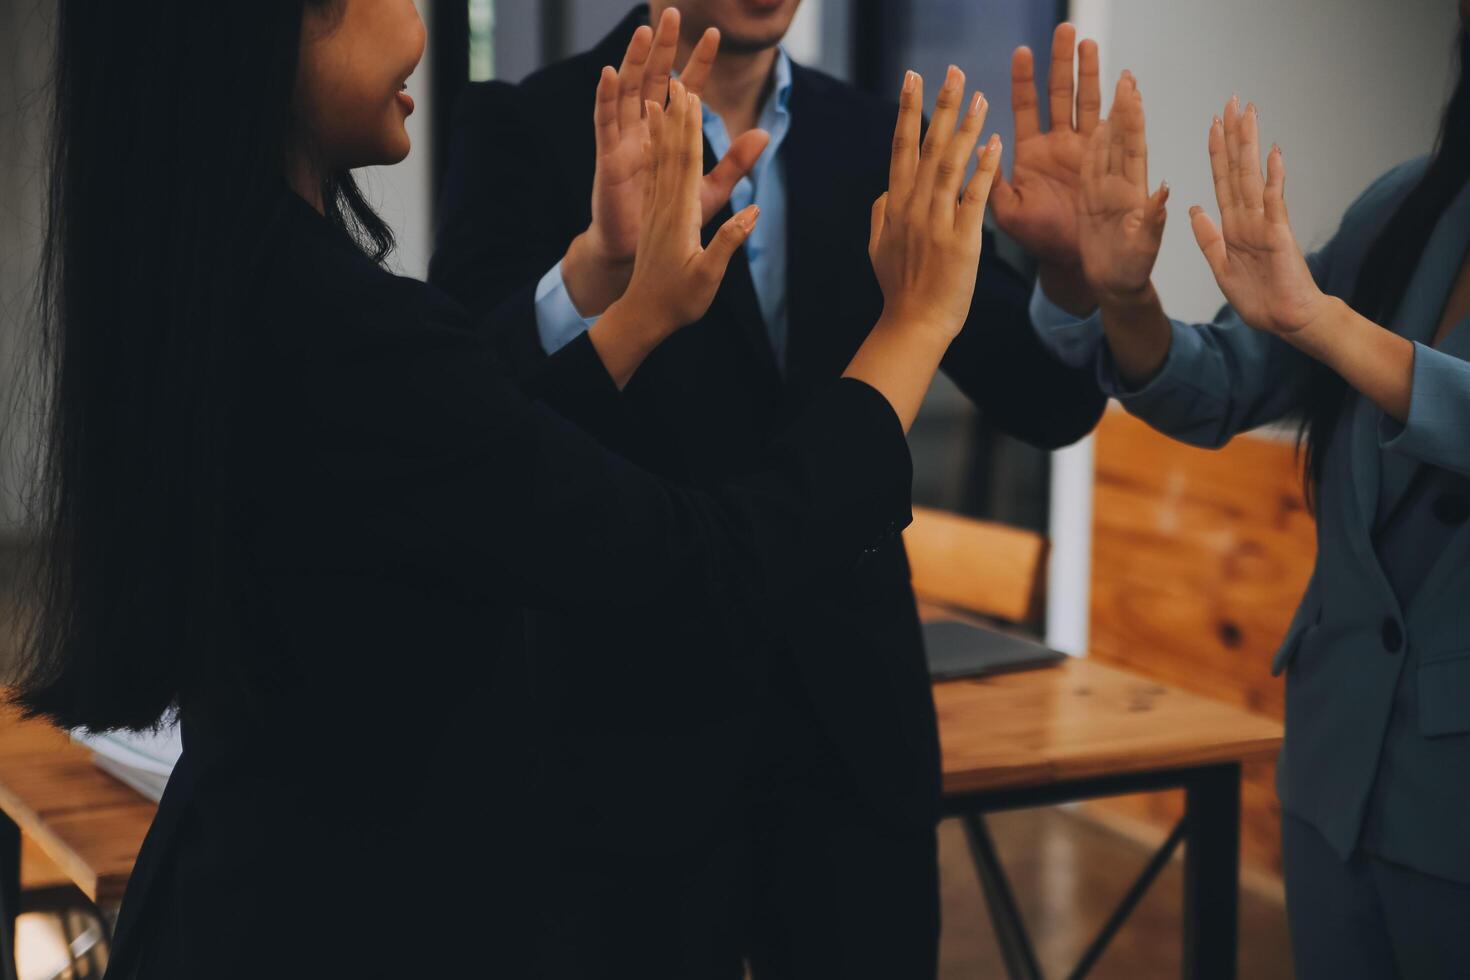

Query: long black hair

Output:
[15, 1, 393, 730]
[1300, 26, 1470, 502]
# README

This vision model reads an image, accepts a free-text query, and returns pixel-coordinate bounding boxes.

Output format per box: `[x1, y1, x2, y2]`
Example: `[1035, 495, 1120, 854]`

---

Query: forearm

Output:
[1099, 283, 1173, 388]
[842, 314, 952, 433]
[586, 298, 667, 390]
[1290, 295, 1414, 422]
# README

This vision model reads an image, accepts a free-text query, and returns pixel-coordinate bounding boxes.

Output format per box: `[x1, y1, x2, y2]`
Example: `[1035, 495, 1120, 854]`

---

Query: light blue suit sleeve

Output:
[1379, 344, 1470, 477]
[1029, 255, 1328, 450]
[1096, 254, 1330, 450]
[1029, 287, 1105, 370]
[534, 261, 599, 356]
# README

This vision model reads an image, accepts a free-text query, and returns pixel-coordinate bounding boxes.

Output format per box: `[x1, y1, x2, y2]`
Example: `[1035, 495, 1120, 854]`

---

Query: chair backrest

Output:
[903, 505, 1048, 625]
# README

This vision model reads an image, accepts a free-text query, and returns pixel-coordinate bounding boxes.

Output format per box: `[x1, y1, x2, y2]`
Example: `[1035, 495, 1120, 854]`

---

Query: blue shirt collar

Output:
[694, 46, 793, 131]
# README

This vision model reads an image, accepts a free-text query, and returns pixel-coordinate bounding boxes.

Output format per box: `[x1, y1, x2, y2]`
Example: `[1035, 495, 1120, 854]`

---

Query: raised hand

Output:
[869, 65, 1001, 340]
[625, 80, 760, 328]
[841, 67, 1003, 432]
[1077, 72, 1169, 304]
[990, 23, 1100, 269]
[587, 79, 760, 387]
[563, 8, 770, 316]
[1190, 97, 1325, 336]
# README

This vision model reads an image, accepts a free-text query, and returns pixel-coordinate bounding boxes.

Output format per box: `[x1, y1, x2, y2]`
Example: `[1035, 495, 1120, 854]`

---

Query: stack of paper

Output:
[73, 716, 182, 802]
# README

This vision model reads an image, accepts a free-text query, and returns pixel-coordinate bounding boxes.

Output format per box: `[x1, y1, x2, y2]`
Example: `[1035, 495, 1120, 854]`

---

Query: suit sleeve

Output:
[1378, 345, 1470, 477]
[286, 298, 913, 628]
[937, 234, 1108, 449]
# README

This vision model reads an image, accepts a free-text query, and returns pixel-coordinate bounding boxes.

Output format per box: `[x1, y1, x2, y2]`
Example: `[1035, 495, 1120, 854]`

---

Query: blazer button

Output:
[1432, 493, 1470, 526]
[1381, 617, 1404, 654]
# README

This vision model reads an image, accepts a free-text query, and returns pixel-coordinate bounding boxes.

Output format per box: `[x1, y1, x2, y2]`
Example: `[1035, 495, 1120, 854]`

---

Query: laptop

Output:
[922, 619, 1068, 680]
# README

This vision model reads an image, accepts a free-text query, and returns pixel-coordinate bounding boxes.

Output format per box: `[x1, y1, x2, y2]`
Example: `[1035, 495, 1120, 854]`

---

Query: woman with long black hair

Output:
[14, 1, 1005, 975]
[1012, 9, 1470, 977]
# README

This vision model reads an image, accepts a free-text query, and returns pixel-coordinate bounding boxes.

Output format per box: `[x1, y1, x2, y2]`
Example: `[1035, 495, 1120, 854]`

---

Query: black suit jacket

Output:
[429, 7, 1106, 833]
[103, 191, 913, 979]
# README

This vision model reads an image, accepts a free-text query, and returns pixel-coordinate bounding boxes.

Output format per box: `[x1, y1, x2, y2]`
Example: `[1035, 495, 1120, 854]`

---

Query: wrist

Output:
[1038, 262, 1097, 318]
[1097, 281, 1172, 389]
[563, 230, 635, 318]
[1097, 280, 1161, 321]
[602, 291, 676, 353]
[874, 307, 956, 356]
[1285, 294, 1350, 365]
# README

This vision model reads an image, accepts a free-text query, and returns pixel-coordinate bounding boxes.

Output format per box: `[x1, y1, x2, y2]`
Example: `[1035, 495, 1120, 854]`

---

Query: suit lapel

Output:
[782, 66, 877, 398]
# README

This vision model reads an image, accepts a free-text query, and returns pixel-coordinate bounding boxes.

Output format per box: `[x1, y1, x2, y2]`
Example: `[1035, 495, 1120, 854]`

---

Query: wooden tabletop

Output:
[0, 702, 155, 906]
[936, 656, 1283, 797]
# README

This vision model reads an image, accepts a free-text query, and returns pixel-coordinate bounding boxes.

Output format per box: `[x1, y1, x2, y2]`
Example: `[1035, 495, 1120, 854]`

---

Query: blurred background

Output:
[0, 1, 1462, 977]
[3, 0, 1459, 636]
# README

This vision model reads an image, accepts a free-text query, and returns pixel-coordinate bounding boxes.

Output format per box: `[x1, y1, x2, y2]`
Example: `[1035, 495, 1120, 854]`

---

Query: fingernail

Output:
[945, 64, 961, 88]
[903, 70, 917, 94]
[968, 91, 983, 115]
[1212, 115, 1222, 128]
[1189, 205, 1203, 216]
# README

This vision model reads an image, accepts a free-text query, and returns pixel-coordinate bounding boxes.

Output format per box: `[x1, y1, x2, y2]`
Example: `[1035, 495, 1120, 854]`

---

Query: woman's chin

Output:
[374, 133, 413, 167]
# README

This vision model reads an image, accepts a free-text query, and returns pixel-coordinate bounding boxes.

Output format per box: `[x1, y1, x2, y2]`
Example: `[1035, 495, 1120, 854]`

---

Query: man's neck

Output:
[681, 40, 779, 138]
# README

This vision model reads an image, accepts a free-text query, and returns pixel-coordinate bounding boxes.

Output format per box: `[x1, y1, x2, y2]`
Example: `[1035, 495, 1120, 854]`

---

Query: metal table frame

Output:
[945, 762, 1242, 980]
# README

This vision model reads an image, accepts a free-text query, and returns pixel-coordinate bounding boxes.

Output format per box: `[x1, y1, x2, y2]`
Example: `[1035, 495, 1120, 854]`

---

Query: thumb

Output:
[1148, 180, 1170, 230]
[1189, 205, 1227, 281]
[698, 204, 759, 282]
[868, 193, 888, 257]
[989, 170, 1021, 225]
[700, 129, 770, 223]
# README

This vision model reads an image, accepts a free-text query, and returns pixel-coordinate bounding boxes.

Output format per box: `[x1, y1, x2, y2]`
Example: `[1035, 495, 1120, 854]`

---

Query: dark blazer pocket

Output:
[1271, 622, 1320, 677]
[1419, 652, 1470, 738]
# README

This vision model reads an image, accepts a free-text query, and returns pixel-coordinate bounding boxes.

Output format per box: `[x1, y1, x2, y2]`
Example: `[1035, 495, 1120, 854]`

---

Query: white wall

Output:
[359, 0, 437, 279]
[1046, 0, 1461, 653]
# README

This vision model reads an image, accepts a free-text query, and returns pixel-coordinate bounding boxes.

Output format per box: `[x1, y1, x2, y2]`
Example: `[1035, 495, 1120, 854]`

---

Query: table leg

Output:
[1182, 763, 1240, 980]
[962, 813, 1043, 980]
[1, 811, 19, 980]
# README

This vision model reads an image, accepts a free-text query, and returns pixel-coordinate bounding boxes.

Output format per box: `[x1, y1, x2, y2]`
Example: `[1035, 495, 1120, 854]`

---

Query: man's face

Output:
[656, 0, 803, 54]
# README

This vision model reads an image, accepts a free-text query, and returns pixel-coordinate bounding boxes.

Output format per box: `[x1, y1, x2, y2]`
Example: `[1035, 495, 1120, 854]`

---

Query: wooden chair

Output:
[903, 504, 1049, 627]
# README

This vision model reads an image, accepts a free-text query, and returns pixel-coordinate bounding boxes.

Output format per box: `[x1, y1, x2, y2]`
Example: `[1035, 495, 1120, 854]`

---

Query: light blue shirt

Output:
[534, 47, 795, 370]
[1027, 284, 1104, 371]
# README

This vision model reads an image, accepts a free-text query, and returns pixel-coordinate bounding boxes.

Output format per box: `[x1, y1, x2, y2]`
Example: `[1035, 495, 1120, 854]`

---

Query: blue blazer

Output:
[1033, 159, 1470, 883]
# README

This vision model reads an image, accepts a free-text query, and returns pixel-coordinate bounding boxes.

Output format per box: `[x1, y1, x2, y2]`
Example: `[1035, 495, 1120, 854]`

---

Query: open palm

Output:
[991, 24, 1099, 267]
[1190, 99, 1324, 337]
[588, 9, 769, 262]
[1077, 73, 1168, 300]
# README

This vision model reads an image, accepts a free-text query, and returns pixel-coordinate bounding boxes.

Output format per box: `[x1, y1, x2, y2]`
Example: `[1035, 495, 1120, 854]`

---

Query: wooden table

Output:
[0, 654, 1282, 980]
[0, 702, 155, 979]
[934, 654, 1283, 980]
